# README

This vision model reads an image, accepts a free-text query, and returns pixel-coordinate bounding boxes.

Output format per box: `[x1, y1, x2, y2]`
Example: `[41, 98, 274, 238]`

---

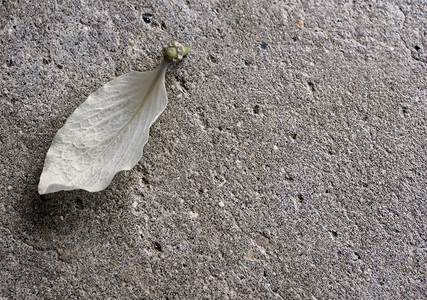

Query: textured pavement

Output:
[1, 0, 426, 299]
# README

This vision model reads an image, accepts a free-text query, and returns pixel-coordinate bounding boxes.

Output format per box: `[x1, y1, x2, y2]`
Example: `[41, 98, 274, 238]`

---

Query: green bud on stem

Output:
[163, 41, 189, 62]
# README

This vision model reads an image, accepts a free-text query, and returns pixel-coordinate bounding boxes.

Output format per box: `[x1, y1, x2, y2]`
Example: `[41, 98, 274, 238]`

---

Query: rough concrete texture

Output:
[1, 0, 426, 298]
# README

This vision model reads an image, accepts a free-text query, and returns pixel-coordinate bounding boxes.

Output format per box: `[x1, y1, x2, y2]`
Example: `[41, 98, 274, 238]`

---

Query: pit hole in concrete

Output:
[284, 175, 294, 181]
[42, 57, 51, 65]
[307, 81, 315, 92]
[402, 106, 408, 117]
[153, 242, 163, 252]
[75, 198, 84, 210]
[208, 55, 217, 63]
[142, 13, 153, 24]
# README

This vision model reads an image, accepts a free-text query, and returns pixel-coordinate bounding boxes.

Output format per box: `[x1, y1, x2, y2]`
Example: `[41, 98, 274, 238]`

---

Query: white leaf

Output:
[38, 61, 169, 194]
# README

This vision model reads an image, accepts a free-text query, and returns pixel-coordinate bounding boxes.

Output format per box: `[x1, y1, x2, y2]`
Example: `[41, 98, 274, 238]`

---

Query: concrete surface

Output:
[1, 0, 426, 299]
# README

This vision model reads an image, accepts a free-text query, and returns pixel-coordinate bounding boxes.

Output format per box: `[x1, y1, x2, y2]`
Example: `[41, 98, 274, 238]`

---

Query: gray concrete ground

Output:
[1, 0, 426, 299]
